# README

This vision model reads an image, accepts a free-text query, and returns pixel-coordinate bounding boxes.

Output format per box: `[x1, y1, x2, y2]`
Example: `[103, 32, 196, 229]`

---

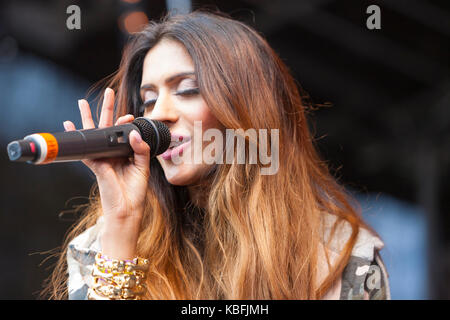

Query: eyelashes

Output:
[139, 88, 200, 114]
[175, 87, 200, 97]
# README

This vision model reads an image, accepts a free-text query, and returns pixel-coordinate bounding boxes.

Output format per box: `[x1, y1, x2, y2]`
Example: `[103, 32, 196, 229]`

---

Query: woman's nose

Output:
[146, 91, 178, 124]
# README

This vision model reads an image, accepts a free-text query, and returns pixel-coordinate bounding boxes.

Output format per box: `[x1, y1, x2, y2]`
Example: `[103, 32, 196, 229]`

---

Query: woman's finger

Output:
[129, 130, 150, 175]
[99, 88, 115, 128]
[78, 99, 96, 129]
[115, 114, 135, 126]
[63, 120, 76, 131]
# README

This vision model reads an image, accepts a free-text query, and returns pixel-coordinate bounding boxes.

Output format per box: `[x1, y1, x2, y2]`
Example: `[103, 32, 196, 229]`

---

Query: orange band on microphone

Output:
[38, 133, 59, 164]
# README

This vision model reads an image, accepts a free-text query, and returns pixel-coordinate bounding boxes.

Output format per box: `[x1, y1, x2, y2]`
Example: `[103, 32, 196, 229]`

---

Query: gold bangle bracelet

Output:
[89, 252, 149, 300]
[90, 279, 146, 300]
[94, 253, 149, 273]
[87, 287, 111, 300]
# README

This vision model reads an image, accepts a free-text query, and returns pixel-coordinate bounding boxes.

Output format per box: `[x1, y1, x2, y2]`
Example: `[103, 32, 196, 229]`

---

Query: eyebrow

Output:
[140, 71, 196, 92]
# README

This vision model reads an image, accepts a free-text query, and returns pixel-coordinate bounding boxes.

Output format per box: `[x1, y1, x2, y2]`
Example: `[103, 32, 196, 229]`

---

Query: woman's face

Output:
[140, 39, 223, 185]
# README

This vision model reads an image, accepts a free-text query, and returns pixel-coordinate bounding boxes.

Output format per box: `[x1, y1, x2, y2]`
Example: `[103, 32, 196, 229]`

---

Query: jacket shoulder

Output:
[66, 216, 103, 300]
[320, 213, 391, 300]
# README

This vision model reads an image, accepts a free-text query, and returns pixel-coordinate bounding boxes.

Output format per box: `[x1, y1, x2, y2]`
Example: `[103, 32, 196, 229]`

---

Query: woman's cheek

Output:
[187, 100, 221, 129]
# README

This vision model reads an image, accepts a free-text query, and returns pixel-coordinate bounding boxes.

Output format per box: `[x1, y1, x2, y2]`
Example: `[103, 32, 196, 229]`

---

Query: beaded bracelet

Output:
[95, 253, 149, 273]
[87, 252, 149, 300]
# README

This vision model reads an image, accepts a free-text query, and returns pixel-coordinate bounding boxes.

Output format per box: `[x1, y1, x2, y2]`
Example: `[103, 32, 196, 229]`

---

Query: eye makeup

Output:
[138, 87, 200, 114]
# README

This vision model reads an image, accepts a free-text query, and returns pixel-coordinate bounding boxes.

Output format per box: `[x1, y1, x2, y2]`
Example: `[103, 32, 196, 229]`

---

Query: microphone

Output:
[6, 117, 171, 164]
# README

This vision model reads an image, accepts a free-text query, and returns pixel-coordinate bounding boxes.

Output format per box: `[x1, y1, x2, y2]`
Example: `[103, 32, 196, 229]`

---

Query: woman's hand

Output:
[63, 88, 151, 260]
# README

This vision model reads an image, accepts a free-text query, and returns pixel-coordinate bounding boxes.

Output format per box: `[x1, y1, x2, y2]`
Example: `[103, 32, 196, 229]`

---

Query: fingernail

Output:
[132, 130, 142, 142]
[78, 99, 83, 108]
[63, 121, 70, 130]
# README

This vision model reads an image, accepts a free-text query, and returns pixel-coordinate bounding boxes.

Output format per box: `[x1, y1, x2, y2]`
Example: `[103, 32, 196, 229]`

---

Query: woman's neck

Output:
[187, 167, 217, 209]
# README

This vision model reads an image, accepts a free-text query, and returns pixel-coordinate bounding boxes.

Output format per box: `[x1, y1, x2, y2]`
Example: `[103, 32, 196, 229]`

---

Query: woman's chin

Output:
[159, 161, 212, 186]
[165, 174, 191, 186]
[160, 163, 194, 186]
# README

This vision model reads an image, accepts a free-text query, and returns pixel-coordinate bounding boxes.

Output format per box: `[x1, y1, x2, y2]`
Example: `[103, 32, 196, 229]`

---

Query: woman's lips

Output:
[161, 136, 191, 161]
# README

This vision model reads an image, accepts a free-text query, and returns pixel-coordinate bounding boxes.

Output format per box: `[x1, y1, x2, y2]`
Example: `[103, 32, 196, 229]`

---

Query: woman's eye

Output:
[139, 99, 156, 114]
[175, 88, 200, 96]
[139, 91, 157, 113]
[143, 98, 157, 106]
[139, 88, 200, 114]
[143, 91, 157, 102]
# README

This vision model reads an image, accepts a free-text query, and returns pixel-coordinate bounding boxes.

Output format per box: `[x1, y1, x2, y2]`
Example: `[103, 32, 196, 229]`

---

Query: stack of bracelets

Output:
[87, 252, 149, 300]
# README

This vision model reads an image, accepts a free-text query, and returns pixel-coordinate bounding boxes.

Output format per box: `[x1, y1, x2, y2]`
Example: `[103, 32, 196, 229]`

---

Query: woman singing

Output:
[44, 10, 390, 300]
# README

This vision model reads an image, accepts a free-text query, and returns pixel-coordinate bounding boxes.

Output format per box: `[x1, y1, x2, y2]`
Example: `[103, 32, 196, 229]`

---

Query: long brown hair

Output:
[43, 10, 369, 299]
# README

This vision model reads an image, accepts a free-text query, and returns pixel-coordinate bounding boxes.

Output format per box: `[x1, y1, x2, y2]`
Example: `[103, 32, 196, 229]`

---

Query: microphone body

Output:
[7, 118, 171, 164]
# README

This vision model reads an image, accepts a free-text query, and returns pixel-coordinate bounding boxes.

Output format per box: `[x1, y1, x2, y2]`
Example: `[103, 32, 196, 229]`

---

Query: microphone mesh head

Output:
[132, 118, 171, 158]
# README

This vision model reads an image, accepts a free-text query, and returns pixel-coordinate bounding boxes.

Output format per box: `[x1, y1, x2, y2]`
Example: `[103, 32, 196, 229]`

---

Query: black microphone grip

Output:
[48, 123, 139, 161]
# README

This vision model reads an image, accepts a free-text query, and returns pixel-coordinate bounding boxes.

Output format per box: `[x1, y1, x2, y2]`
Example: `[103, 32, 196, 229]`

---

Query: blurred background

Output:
[0, 0, 448, 299]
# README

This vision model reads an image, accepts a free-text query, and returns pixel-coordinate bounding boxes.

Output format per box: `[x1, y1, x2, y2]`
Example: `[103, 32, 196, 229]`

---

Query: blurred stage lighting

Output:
[119, 11, 149, 34]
